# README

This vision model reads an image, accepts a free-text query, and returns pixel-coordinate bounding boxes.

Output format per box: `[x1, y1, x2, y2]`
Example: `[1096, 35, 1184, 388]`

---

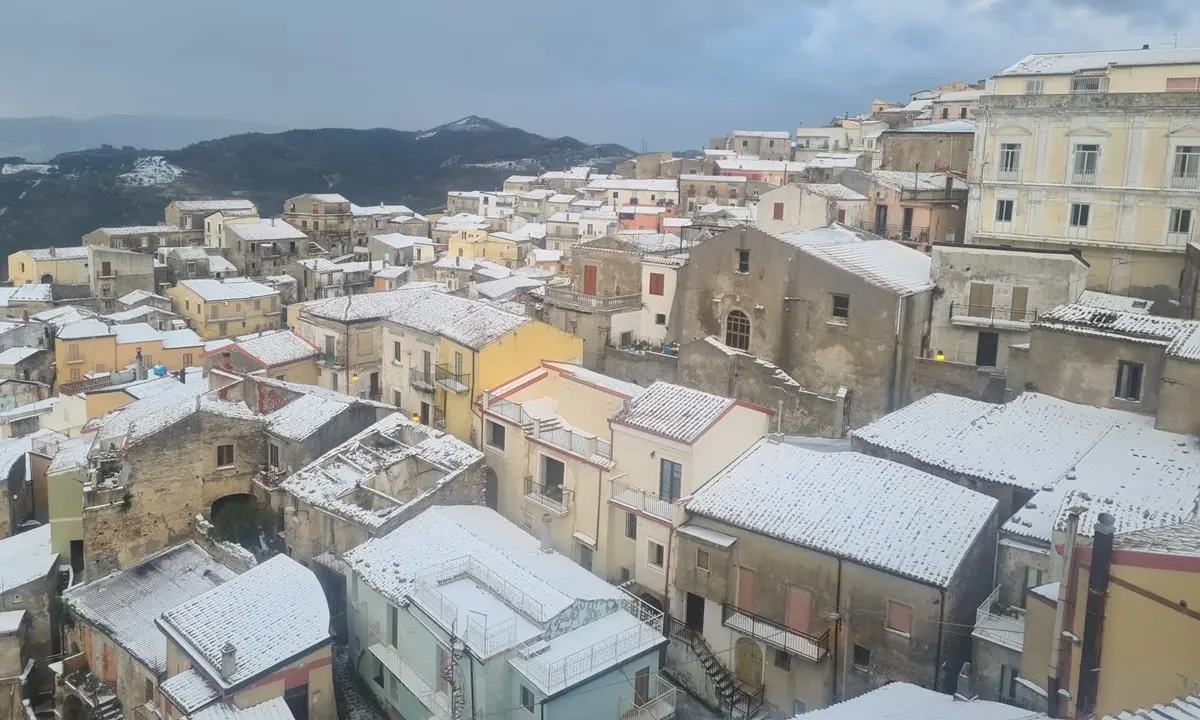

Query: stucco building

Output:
[879, 119, 976, 174]
[166, 279, 282, 341]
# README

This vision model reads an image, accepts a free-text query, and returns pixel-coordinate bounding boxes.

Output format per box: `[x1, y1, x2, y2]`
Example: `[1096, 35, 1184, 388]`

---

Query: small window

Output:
[773, 649, 791, 671]
[736, 249, 750, 273]
[269, 443, 280, 469]
[659, 459, 682, 502]
[520, 685, 535, 713]
[959, 107, 968, 119]
[886, 600, 913, 636]
[393, 341, 402, 362]
[648, 541, 665, 569]
[625, 512, 637, 540]
[655, 313, 666, 326]
[372, 658, 385, 688]
[393, 390, 402, 406]
[649, 272, 665, 296]
[1025, 79, 1044, 94]
[486, 420, 506, 451]
[772, 202, 785, 220]
[216, 444, 234, 467]
[1170, 208, 1193, 235]
[941, 107, 949, 119]
[831, 294, 850, 319]
[696, 548, 710, 572]
[1069, 203, 1091, 228]
[995, 199, 1014, 222]
[853, 644, 871, 669]
[1115, 360, 1144, 401]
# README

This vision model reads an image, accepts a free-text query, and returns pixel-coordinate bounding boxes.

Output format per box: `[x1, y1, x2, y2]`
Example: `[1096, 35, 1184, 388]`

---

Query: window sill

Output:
[484, 444, 505, 456]
[1113, 396, 1142, 404]
[214, 464, 236, 472]
[885, 628, 911, 640]
[825, 320, 849, 328]
[646, 564, 665, 574]
[853, 664, 870, 673]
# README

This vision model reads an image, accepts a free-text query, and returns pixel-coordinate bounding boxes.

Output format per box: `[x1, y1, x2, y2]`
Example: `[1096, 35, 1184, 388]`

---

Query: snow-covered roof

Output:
[86, 369, 210, 447]
[34, 305, 98, 328]
[115, 323, 163, 345]
[0, 610, 26, 635]
[170, 199, 256, 213]
[178, 279, 277, 302]
[1077, 290, 1152, 314]
[854, 393, 1200, 544]
[732, 130, 791, 139]
[934, 89, 984, 102]
[435, 213, 490, 231]
[0, 346, 42, 365]
[47, 434, 92, 474]
[1103, 696, 1200, 720]
[224, 219, 307, 243]
[714, 158, 807, 173]
[208, 256, 238, 274]
[209, 330, 318, 367]
[296, 258, 341, 273]
[870, 170, 968, 192]
[189, 698, 296, 720]
[534, 361, 644, 399]
[1168, 324, 1200, 363]
[584, 178, 677, 192]
[0, 526, 56, 590]
[689, 440, 997, 586]
[807, 153, 864, 169]
[64, 542, 235, 675]
[373, 233, 434, 250]
[678, 174, 749, 184]
[474, 275, 543, 301]
[802, 184, 868, 201]
[160, 667, 219, 714]
[793, 682, 1044, 720]
[531, 248, 564, 263]
[118, 289, 170, 307]
[350, 203, 417, 217]
[99, 225, 183, 236]
[374, 265, 409, 280]
[609, 233, 691, 256]
[1034, 303, 1197, 346]
[999, 47, 1200, 76]
[158, 555, 329, 691]
[777, 226, 933, 295]
[280, 414, 483, 529]
[610, 381, 744, 444]
[58, 318, 116, 340]
[305, 193, 349, 203]
[162, 329, 203, 349]
[103, 305, 177, 323]
[11, 284, 53, 303]
[386, 291, 529, 349]
[21, 246, 89, 261]
[547, 193, 577, 203]
[700, 336, 801, 387]
[891, 119, 976, 134]
[547, 211, 581, 224]
[1113, 520, 1200, 558]
[299, 286, 433, 323]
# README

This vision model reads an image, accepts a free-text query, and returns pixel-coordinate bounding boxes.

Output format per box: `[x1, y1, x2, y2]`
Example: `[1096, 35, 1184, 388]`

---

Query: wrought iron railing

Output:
[610, 480, 674, 523]
[948, 302, 1036, 324]
[434, 363, 470, 393]
[859, 221, 931, 244]
[721, 603, 830, 662]
[666, 617, 763, 718]
[620, 673, 677, 720]
[524, 475, 573, 515]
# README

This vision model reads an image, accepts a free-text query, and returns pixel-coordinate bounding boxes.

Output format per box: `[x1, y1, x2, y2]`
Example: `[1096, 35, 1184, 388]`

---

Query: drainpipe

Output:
[1077, 513, 1116, 718]
[933, 588, 946, 691]
[831, 557, 843, 703]
[1048, 511, 1081, 717]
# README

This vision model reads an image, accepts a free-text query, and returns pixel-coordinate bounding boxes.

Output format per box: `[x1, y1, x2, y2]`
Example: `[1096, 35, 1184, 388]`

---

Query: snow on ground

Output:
[332, 645, 388, 720]
[1, 163, 54, 175]
[119, 156, 185, 187]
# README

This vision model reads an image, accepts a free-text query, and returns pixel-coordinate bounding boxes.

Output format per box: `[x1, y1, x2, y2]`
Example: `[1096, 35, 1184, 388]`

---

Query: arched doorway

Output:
[62, 694, 85, 720]
[40, 273, 54, 284]
[209, 493, 263, 548]
[734, 637, 763, 688]
[483, 468, 498, 510]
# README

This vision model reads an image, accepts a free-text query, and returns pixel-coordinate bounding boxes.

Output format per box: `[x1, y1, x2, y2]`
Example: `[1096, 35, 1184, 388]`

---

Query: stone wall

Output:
[911, 357, 1006, 403]
[601, 348, 678, 387]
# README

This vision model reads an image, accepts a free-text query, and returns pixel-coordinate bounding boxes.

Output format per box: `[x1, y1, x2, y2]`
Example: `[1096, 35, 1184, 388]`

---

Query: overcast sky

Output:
[2, 0, 1198, 149]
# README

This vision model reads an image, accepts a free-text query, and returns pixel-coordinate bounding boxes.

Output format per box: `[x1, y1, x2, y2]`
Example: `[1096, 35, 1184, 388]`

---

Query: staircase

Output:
[440, 636, 466, 720]
[667, 617, 765, 719]
[91, 694, 122, 720]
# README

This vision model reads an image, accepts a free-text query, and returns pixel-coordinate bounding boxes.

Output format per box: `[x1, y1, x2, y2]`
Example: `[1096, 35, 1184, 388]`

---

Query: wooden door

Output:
[786, 586, 813, 634]
[737, 566, 755, 612]
[634, 667, 650, 705]
[734, 637, 763, 688]
[583, 265, 598, 296]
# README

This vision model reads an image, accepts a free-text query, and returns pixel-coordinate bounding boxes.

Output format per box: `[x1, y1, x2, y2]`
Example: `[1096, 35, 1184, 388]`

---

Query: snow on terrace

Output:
[793, 681, 1045, 720]
[23, 246, 89, 261]
[119, 156, 185, 187]
[170, 199, 256, 213]
[689, 440, 997, 586]
[279, 413, 482, 529]
[63, 542, 235, 676]
[224, 219, 307, 243]
[344, 506, 664, 691]
[158, 555, 330, 692]
[0, 526, 57, 591]
[853, 393, 1200, 545]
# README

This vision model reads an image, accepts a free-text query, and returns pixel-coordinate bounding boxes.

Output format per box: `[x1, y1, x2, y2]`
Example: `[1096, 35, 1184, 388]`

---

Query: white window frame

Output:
[997, 143, 1021, 182]
[1067, 203, 1091, 239]
[1169, 144, 1200, 189]
[1070, 143, 1100, 185]
[1168, 207, 1194, 246]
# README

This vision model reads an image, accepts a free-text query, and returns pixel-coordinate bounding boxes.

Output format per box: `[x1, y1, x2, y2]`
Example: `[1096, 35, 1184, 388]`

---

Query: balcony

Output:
[481, 392, 613, 462]
[544, 286, 642, 313]
[434, 363, 470, 393]
[1070, 170, 1097, 186]
[368, 642, 451, 720]
[1169, 173, 1200, 190]
[409, 368, 435, 393]
[860, 222, 931, 245]
[610, 480, 675, 523]
[996, 168, 1020, 182]
[321, 351, 345, 368]
[972, 585, 1025, 653]
[524, 475, 573, 515]
[620, 674, 678, 720]
[948, 302, 1036, 330]
[721, 604, 830, 663]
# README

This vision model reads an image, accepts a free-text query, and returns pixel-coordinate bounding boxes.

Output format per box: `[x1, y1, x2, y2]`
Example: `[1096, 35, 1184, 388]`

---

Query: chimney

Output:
[944, 175, 954, 199]
[953, 662, 977, 701]
[539, 514, 553, 553]
[220, 642, 237, 682]
[135, 349, 146, 381]
[1077, 512, 1117, 717]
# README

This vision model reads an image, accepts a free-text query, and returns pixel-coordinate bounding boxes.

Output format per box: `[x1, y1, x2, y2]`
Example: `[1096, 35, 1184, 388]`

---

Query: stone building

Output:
[86, 246, 157, 313]
[879, 119, 975, 174]
[0, 608, 32, 720]
[669, 440, 998, 717]
[0, 527, 60, 697]
[82, 226, 198, 255]
[77, 374, 392, 577]
[282, 193, 354, 258]
[223, 218, 310, 276]
[672, 225, 933, 430]
[158, 246, 238, 284]
[272, 412, 485, 563]
[164, 199, 257, 232]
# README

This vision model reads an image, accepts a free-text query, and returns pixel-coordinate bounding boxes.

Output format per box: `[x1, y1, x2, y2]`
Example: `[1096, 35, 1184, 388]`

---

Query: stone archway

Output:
[734, 637, 763, 688]
[40, 273, 54, 284]
[62, 694, 85, 720]
[209, 493, 262, 547]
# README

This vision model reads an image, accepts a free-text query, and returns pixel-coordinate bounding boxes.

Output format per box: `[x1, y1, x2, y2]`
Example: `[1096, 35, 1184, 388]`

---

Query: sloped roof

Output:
[386, 291, 529, 349]
[1000, 47, 1200, 76]
[610, 381, 744, 444]
[794, 682, 1045, 720]
[1035, 303, 1197, 345]
[210, 330, 318, 367]
[0, 526, 57, 590]
[299, 287, 431, 322]
[224, 219, 306, 243]
[1104, 696, 1200, 720]
[688, 441, 997, 586]
[789, 227, 934, 295]
[23, 247, 89, 261]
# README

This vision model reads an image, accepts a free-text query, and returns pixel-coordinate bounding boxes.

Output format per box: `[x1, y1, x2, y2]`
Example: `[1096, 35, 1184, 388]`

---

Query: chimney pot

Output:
[220, 642, 237, 682]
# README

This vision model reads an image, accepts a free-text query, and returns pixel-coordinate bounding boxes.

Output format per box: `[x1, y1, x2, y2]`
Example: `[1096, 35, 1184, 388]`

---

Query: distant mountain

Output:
[0, 115, 285, 162]
[0, 116, 634, 264]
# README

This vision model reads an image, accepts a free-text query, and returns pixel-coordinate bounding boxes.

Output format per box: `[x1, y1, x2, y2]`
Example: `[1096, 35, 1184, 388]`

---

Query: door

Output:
[634, 667, 650, 706]
[737, 566, 755, 612]
[901, 207, 914, 239]
[582, 265, 598, 296]
[874, 204, 888, 234]
[369, 372, 380, 398]
[685, 592, 705, 631]
[786, 586, 813, 634]
[420, 401, 430, 425]
[421, 349, 432, 382]
[976, 331, 999, 367]
[734, 637, 763, 688]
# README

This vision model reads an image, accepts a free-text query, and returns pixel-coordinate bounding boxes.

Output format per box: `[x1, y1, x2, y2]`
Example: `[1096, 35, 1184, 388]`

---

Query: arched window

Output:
[725, 310, 751, 351]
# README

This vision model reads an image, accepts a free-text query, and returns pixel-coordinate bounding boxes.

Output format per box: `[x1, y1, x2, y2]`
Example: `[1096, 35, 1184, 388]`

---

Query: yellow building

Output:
[55, 319, 204, 386]
[380, 292, 582, 441]
[1019, 519, 1200, 718]
[445, 228, 531, 267]
[8, 247, 90, 285]
[968, 47, 1200, 304]
[166, 278, 282, 340]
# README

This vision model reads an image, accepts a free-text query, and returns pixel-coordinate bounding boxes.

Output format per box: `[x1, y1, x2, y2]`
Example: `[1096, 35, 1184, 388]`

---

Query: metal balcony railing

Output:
[948, 302, 1036, 325]
[435, 364, 470, 393]
[721, 603, 830, 662]
[1169, 173, 1200, 190]
[409, 368, 435, 392]
[1070, 169, 1097, 186]
[860, 222, 931, 244]
[620, 674, 678, 720]
[972, 585, 1025, 653]
[610, 480, 674, 523]
[524, 475, 572, 515]
[481, 392, 613, 461]
[544, 287, 642, 313]
[996, 168, 1020, 182]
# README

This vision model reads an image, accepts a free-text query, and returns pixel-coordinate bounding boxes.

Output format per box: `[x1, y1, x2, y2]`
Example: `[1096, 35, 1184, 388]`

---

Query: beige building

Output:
[678, 175, 748, 213]
[282, 193, 354, 257]
[842, 169, 968, 248]
[224, 218, 310, 276]
[967, 47, 1200, 305]
[756, 184, 868, 235]
[166, 278, 282, 340]
[581, 179, 680, 209]
[82, 225, 197, 254]
[8, 247, 90, 286]
[165, 199, 257, 231]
